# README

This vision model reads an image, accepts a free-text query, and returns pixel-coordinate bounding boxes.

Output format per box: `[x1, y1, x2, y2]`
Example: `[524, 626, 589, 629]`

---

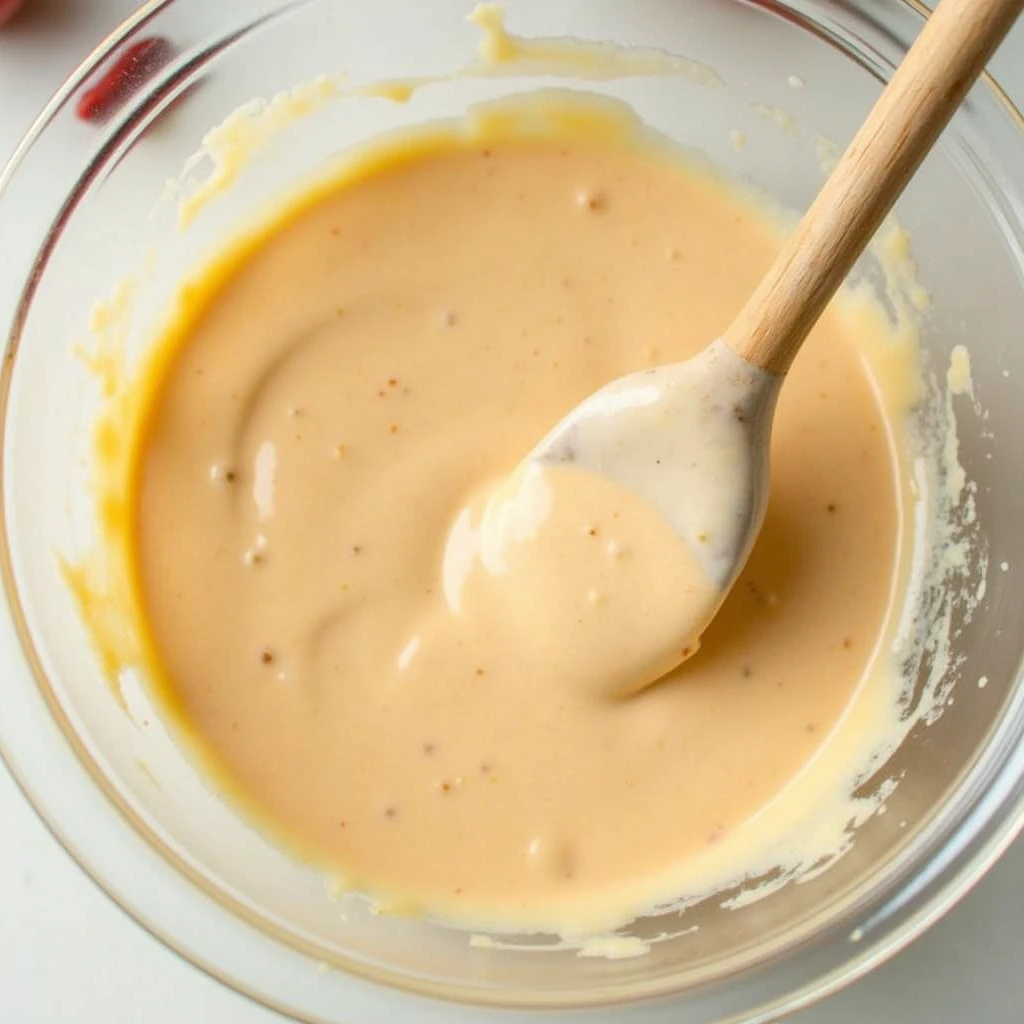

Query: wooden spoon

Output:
[526, 0, 1022, 678]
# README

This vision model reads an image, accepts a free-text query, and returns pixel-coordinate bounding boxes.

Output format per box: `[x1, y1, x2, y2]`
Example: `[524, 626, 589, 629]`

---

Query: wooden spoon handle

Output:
[724, 0, 1023, 374]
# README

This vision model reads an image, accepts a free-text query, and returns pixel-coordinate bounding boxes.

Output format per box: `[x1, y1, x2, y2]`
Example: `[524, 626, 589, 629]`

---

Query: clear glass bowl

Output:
[2, 1, 1024, 1021]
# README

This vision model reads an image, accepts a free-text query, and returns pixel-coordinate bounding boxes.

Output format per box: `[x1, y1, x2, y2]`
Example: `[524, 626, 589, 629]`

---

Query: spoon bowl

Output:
[529, 339, 780, 666]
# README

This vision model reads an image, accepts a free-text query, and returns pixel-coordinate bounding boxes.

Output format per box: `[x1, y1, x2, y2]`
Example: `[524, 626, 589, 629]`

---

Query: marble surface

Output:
[1, 1, 1022, 1020]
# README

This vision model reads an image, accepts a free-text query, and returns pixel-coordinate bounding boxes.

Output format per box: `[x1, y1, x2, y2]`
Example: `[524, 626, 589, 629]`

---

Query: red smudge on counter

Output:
[76, 37, 174, 123]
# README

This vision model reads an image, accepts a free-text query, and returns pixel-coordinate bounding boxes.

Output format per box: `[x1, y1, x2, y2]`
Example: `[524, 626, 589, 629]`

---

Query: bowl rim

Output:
[2, 0, 1024, 1020]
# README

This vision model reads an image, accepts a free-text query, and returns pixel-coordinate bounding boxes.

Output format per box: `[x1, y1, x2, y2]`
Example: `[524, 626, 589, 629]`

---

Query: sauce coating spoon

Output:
[524, 0, 1022, 681]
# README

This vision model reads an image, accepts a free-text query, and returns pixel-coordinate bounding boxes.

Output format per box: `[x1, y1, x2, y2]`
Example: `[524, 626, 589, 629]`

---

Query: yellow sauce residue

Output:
[948, 344, 974, 397]
[468, 2, 721, 86]
[167, 3, 721, 228]
[172, 75, 344, 227]
[750, 103, 797, 135]
[61, 277, 146, 703]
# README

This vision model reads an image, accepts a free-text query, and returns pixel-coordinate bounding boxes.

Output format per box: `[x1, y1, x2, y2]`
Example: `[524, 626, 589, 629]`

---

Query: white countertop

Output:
[2, 2, 1023, 1021]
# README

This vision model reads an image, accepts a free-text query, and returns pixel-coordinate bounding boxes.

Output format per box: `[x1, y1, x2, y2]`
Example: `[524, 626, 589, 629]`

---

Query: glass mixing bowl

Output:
[2, 1, 1024, 1021]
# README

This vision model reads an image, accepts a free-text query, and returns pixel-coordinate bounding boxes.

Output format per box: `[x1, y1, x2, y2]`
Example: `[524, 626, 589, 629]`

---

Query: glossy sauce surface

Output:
[132, 110, 904, 933]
